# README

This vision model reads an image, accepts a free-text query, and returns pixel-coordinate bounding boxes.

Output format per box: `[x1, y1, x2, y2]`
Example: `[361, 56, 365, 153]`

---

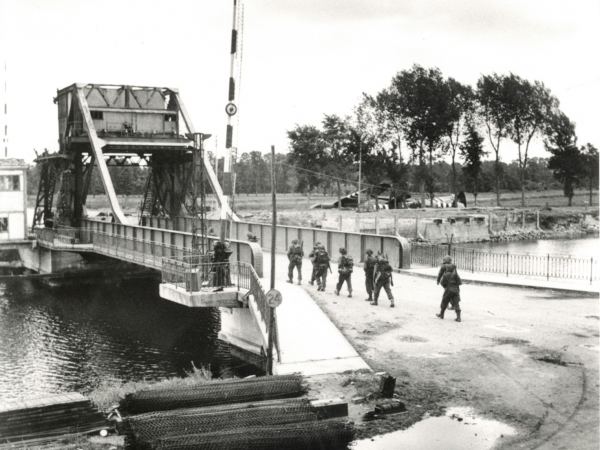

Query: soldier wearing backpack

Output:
[371, 253, 395, 307]
[307, 241, 322, 286]
[314, 245, 331, 292]
[286, 239, 304, 285]
[436, 255, 462, 322]
[363, 249, 377, 302]
[334, 248, 353, 298]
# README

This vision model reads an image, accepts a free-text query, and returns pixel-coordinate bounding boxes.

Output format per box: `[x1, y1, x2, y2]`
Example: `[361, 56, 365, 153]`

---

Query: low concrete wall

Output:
[422, 219, 489, 244]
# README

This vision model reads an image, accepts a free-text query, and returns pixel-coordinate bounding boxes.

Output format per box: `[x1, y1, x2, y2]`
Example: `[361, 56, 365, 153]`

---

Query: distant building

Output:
[0, 158, 27, 241]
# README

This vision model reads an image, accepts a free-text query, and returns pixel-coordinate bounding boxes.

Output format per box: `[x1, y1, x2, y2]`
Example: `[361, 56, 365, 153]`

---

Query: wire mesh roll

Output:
[122, 399, 319, 450]
[120, 374, 307, 415]
[152, 420, 355, 450]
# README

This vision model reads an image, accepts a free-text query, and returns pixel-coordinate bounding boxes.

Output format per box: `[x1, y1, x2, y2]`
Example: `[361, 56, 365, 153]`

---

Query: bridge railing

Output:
[145, 216, 411, 269]
[162, 259, 236, 292]
[411, 243, 599, 284]
[81, 219, 263, 277]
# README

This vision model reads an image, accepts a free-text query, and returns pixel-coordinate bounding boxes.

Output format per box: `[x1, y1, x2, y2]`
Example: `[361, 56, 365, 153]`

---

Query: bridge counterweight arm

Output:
[75, 88, 127, 224]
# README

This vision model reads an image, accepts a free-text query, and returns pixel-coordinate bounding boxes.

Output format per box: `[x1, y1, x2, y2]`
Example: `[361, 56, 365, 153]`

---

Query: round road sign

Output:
[225, 102, 238, 116]
[266, 289, 282, 308]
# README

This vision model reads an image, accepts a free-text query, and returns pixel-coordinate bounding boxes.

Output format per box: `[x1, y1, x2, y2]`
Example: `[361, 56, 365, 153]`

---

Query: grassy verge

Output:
[88, 363, 212, 412]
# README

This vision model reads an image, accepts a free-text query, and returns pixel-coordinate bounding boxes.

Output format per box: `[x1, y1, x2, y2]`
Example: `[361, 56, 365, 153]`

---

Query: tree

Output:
[444, 78, 474, 200]
[388, 65, 454, 206]
[545, 112, 583, 206]
[460, 122, 487, 206]
[502, 75, 558, 206]
[581, 144, 599, 206]
[477, 73, 510, 206]
[321, 115, 355, 209]
[287, 124, 327, 197]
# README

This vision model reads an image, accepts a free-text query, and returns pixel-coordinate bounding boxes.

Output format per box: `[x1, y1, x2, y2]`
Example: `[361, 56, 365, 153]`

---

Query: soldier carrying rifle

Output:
[334, 247, 353, 298]
[287, 239, 304, 285]
[371, 252, 395, 308]
[308, 241, 322, 286]
[314, 244, 331, 292]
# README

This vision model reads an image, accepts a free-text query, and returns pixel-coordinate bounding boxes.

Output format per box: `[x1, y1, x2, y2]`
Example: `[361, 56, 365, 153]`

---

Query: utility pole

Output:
[267, 144, 276, 375]
[357, 136, 362, 213]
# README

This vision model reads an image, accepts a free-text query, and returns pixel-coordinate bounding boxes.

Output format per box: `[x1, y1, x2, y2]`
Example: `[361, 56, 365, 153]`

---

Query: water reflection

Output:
[0, 277, 238, 402]
[456, 236, 599, 257]
[355, 407, 515, 450]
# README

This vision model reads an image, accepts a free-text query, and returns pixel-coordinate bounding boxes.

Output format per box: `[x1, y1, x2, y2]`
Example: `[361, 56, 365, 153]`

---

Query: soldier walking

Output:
[286, 239, 304, 285]
[307, 241, 322, 286]
[363, 249, 377, 302]
[334, 248, 353, 298]
[371, 253, 395, 307]
[436, 255, 462, 322]
[314, 244, 331, 291]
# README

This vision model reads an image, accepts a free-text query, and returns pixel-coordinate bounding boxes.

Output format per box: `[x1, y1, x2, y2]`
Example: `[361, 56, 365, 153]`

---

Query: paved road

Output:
[266, 252, 599, 450]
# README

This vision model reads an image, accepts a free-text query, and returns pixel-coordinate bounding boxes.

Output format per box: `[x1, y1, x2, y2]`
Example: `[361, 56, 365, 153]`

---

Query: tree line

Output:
[286, 65, 598, 207]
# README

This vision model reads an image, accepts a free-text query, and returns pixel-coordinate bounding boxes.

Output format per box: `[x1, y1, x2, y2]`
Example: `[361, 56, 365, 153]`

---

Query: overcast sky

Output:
[1, 0, 599, 164]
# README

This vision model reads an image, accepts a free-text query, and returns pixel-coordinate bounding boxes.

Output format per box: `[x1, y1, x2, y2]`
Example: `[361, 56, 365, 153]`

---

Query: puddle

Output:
[354, 407, 515, 450]
[580, 344, 599, 351]
[484, 324, 529, 333]
[398, 335, 428, 343]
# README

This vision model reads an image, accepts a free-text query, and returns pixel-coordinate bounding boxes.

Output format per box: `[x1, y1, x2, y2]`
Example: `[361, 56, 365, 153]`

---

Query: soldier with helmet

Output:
[363, 249, 377, 302]
[314, 244, 331, 291]
[436, 255, 462, 322]
[334, 248, 354, 298]
[372, 252, 395, 307]
[308, 241, 322, 286]
[286, 239, 304, 285]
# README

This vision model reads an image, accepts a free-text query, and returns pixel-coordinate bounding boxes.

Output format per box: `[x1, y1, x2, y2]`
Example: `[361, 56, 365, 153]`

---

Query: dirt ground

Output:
[300, 258, 599, 449]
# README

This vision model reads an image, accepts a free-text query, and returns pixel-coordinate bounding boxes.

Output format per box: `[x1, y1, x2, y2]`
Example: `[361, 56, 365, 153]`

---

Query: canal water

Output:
[456, 235, 599, 257]
[0, 278, 254, 403]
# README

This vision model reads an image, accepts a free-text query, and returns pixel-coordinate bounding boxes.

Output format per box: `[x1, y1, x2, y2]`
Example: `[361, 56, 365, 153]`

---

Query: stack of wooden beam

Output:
[0, 392, 108, 444]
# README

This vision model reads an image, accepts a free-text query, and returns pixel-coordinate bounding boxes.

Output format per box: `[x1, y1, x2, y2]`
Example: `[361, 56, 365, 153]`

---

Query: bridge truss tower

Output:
[32, 83, 233, 229]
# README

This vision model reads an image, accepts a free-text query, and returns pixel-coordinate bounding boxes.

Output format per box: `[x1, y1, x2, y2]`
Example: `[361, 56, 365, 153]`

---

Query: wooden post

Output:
[394, 214, 398, 235]
[547, 254, 550, 281]
[375, 216, 380, 234]
[506, 251, 509, 277]
[415, 211, 420, 237]
[522, 211, 525, 229]
[267, 145, 276, 376]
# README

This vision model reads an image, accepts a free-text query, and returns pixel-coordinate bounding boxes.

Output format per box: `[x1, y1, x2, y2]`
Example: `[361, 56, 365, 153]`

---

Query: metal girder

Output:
[173, 92, 237, 221]
[75, 87, 127, 224]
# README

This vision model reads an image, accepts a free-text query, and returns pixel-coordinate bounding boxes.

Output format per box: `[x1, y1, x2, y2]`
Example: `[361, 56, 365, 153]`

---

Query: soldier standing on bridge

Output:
[334, 248, 353, 298]
[286, 239, 304, 285]
[436, 255, 462, 322]
[308, 241, 322, 286]
[363, 249, 377, 302]
[371, 253, 395, 307]
[314, 244, 331, 292]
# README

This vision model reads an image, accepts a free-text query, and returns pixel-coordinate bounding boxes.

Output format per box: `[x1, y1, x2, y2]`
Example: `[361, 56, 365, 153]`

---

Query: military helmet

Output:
[365, 249, 373, 256]
[292, 239, 299, 245]
[443, 255, 452, 263]
[314, 241, 322, 247]
[339, 247, 347, 255]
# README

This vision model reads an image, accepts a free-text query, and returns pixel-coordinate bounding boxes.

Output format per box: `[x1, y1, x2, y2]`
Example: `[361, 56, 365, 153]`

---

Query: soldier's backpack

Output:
[316, 250, 329, 265]
[441, 265, 462, 288]
[377, 258, 391, 278]
[344, 255, 354, 272]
